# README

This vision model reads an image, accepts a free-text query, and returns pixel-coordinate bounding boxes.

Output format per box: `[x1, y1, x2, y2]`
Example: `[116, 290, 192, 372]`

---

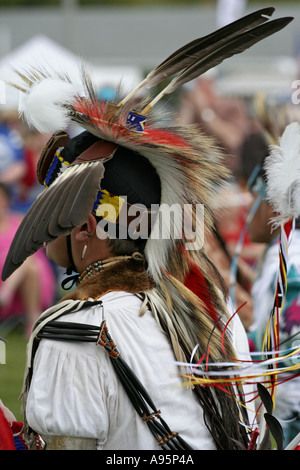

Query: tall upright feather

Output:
[142, 16, 293, 114]
[118, 7, 275, 106]
[144, 7, 275, 89]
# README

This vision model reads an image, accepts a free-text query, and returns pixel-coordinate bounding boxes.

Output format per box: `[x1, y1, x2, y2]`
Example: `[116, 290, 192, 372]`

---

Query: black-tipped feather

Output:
[160, 17, 293, 96]
[145, 7, 275, 88]
[31, 182, 69, 243]
[57, 164, 103, 228]
[32, 167, 87, 243]
[14, 192, 55, 258]
[118, 7, 275, 106]
[264, 413, 284, 450]
[257, 382, 274, 415]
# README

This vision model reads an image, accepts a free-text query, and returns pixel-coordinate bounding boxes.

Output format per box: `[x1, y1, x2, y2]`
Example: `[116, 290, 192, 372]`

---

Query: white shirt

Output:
[26, 291, 252, 450]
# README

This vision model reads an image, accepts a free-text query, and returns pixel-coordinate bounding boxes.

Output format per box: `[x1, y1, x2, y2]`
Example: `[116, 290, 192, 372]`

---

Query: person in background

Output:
[0, 113, 26, 210]
[0, 182, 56, 337]
[17, 127, 51, 213]
[176, 75, 250, 178]
[205, 193, 257, 332]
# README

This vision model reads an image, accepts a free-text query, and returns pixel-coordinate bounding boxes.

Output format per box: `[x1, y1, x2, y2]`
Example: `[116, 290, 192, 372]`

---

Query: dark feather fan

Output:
[2, 162, 105, 280]
[142, 16, 293, 113]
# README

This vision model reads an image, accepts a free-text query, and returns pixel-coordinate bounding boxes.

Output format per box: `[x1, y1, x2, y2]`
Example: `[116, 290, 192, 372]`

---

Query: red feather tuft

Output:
[144, 128, 189, 148]
[184, 262, 219, 324]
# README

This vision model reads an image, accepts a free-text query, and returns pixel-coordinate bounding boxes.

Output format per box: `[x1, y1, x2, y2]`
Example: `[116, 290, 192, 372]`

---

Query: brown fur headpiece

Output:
[61, 258, 155, 302]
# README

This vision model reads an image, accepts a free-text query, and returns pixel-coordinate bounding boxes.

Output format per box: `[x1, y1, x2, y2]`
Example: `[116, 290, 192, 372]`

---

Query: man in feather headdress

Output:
[1, 8, 293, 450]
[17, 129, 255, 451]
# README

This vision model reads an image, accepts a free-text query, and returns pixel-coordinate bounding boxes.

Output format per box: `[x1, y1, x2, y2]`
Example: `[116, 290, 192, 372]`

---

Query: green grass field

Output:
[0, 325, 27, 422]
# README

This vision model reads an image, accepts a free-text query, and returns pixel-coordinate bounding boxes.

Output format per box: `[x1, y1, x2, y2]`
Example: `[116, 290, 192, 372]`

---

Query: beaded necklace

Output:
[77, 253, 143, 284]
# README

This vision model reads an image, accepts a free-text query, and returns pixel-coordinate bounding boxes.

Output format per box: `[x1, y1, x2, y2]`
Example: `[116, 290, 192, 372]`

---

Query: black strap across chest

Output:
[37, 318, 193, 451]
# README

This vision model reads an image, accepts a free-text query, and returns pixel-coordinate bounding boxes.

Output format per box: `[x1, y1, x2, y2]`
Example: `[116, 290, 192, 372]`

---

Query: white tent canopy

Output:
[0, 34, 142, 110]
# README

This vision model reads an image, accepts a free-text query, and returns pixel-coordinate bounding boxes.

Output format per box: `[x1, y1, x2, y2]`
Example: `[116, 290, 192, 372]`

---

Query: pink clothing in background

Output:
[0, 213, 56, 320]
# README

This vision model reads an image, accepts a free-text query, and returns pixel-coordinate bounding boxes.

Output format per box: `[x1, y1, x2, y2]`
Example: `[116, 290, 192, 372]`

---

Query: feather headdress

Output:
[265, 122, 300, 226]
[1, 8, 293, 284]
[251, 95, 300, 228]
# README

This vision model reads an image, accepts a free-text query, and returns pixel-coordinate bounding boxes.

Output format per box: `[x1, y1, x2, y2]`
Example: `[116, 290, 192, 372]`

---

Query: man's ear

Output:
[75, 213, 97, 242]
[86, 213, 97, 236]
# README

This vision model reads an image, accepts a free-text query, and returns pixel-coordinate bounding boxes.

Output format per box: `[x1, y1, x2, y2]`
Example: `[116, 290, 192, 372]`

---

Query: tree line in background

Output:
[0, 0, 291, 8]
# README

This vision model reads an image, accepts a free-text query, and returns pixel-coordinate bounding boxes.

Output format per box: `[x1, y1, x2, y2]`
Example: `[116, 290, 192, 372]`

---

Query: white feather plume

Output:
[264, 121, 300, 226]
[18, 77, 80, 133]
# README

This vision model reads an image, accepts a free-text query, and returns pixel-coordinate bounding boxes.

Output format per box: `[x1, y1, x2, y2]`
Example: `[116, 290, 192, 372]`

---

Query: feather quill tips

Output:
[264, 122, 300, 227]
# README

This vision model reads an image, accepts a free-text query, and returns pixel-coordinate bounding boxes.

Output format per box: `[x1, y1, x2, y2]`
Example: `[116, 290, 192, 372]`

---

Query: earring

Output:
[81, 243, 88, 260]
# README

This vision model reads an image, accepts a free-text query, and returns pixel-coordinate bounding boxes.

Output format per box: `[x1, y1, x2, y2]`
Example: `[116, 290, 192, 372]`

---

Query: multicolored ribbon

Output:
[262, 217, 295, 398]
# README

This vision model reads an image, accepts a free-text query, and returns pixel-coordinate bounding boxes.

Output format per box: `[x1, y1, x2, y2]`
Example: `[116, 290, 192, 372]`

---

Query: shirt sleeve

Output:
[25, 321, 117, 445]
